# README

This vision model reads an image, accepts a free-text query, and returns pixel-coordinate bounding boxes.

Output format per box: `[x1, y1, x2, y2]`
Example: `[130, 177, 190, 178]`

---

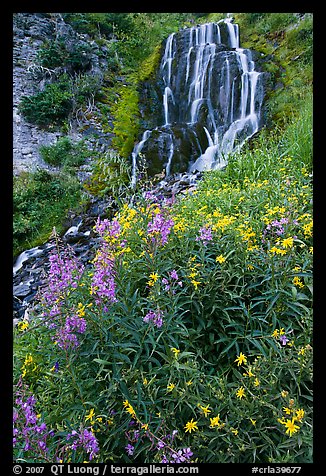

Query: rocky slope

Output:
[13, 13, 112, 175]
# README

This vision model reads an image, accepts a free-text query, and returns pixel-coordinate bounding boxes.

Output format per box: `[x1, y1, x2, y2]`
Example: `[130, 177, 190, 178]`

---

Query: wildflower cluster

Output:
[143, 309, 164, 328]
[40, 244, 86, 349]
[147, 211, 174, 247]
[14, 105, 312, 463]
[122, 401, 194, 463]
[13, 384, 51, 457]
[277, 402, 305, 437]
[13, 381, 100, 462]
[65, 428, 99, 461]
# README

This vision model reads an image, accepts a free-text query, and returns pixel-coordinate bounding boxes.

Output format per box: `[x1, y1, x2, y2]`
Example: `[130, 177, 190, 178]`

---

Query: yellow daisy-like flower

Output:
[284, 418, 300, 437]
[236, 386, 246, 399]
[191, 279, 201, 289]
[184, 418, 198, 433]
[125, 405, 136, 418]
[216, 254, 226, 264]
[271, 329, 279, 338]
[282, 237, 294, 248]
[253, 378, 260, 387]
[293, 276, 304, 288]
[186, 380, 193, 386]
[167, 383, 175, 392]
[198, 404, 211, 417]
[250, 418, 256, 426]
[234, 352, 247, 366]
[147, 272, 159, 287]
[18, 321, 29, 331]
[295, 409, 305, 421]
[85, 408, 95, 423]
[209, 414, 221, 428]
[283, 407, 292, 415]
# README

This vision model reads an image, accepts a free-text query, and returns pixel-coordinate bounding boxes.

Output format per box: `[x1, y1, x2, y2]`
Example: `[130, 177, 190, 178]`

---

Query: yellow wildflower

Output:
[18, 321, 29, 331]
[167, 383, 175, 392]
[236, 386, 246, 399]
[198, 404, 211, 417]
[209, 415, 221, 428]
[293, 276, 304, 288]
[294, 409, 305, 421]
[85, 408, 95, 423]
[147, 272, 159, 287]
[216, 254, 226, 264]
[191, 279, 201, 289]
[234, 352, 247, 366]
[282, 237, 294, 248]
[184, 418, 198, 433]
[284, 418, 300, 437]
[171, 347, 180, 357]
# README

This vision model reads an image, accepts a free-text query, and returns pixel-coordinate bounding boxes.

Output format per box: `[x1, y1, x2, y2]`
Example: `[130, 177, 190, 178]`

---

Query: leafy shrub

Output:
[84, 150, 131, 199]
[39, 137, 89, 168]
[62, 13, 134, 39]
[19, 79, 73, 128]
[13, 169, 82, 256]
[37, 39, 93, 73]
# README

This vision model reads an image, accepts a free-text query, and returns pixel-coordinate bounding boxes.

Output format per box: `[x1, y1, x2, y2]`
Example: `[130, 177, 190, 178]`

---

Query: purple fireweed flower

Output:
[161, 455, 169, 463]
[143, 309, 164, 328]
[196, 226, 213, 245]
[91, 244, 117, 304]
[183, 447, 193, 459]
[279, 335, 289, 346]
[94, 217, 121, 240]
[157, 440, 165, 449]
[67, 428, 100, 461]
[170, 269, 178, 280]
[147, 213, 174, 246]
[125, 443, 135, 456]
[171, 450, 186, 463]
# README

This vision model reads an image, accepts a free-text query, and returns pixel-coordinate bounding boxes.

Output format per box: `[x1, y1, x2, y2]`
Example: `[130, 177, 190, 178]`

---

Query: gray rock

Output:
[13, 283, 31, 297]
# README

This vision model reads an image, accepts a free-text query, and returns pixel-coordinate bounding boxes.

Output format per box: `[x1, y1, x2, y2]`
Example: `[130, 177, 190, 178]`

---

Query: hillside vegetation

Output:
[13, 13, 313, 464]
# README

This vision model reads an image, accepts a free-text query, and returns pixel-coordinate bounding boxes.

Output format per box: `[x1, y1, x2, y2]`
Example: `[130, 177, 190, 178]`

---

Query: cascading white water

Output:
[13, 246, 43, 275]
[131, 129, 152, 187]
[131, 18, 265, 182]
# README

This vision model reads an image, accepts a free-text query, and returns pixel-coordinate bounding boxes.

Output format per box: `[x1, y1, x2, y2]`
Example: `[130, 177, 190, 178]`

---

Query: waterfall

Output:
[131, 17, 265, 182]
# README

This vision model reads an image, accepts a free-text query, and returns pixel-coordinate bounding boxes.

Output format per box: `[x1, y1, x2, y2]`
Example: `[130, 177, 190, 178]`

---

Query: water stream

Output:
[131, 17, 265, 184]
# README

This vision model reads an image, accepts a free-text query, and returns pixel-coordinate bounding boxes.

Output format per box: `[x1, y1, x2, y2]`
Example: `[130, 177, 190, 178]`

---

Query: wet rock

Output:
[13, 283, 32, 298]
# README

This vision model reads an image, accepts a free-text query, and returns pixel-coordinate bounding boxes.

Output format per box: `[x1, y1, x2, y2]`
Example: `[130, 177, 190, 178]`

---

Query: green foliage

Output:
[13, 12, 313, 464]
[13, 101, 312, 462]
[62, 13, 134, 39]
[13, 169, 82, 256]
[19, 79, 73, 128]
[39, 137, 89, 168]
[84, 150, 131, 199]
[111, 83, 140, 158]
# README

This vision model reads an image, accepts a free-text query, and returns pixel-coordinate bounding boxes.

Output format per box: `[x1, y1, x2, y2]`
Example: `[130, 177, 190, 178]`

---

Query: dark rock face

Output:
[133, 19, 268, 181]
